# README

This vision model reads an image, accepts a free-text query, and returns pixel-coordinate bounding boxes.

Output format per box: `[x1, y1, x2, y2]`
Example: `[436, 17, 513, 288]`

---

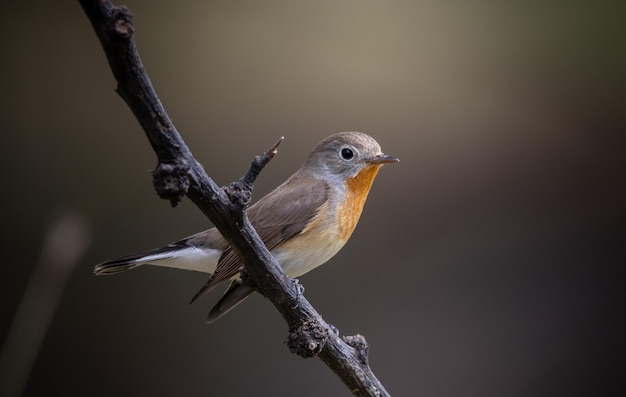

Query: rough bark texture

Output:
[79, 1, 390, 396]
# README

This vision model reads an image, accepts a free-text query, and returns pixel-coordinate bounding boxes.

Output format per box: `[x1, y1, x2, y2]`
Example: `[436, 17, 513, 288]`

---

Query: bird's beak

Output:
[369, 153, 400, 164]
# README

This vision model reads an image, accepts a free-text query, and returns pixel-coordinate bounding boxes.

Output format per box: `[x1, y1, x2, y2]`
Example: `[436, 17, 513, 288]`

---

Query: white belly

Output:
[270, 231, 348, 278]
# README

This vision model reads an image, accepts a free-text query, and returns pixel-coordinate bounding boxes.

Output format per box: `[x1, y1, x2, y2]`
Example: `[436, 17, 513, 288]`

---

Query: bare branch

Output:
[79, 1, 390, 396]
[225, 137, 284, 213]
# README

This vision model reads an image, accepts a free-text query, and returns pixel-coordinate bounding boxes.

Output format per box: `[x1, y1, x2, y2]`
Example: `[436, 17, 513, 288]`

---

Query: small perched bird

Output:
[95, 131, 399, 322]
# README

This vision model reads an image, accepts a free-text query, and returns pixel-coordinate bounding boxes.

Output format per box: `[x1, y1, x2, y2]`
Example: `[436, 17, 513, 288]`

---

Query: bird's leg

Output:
[291, 278, 305, 309]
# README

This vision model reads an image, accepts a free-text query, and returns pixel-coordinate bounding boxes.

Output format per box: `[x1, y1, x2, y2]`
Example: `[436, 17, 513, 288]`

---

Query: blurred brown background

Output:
[1, 1, 624, 396]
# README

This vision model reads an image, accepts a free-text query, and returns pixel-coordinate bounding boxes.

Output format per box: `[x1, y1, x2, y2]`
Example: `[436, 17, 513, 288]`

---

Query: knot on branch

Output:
[286, 320, 329, 358]
[343, 334, 370, 366]
[152, 162, 190, 207]
[223, 181, 253, 215]
[109, 6, 134, 39]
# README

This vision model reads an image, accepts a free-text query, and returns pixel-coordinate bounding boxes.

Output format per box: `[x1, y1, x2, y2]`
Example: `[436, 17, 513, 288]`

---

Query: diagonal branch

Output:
[79, 1, 390, 396]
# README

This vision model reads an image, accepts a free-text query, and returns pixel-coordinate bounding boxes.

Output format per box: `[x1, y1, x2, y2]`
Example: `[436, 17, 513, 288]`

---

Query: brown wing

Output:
[189, 171, 329, 304]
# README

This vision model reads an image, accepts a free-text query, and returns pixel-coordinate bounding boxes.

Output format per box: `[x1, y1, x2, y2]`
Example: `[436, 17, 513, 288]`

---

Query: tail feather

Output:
[207, 281, 255, 323]
[94, 247, 177, 275]
[95, 240, 222, 275]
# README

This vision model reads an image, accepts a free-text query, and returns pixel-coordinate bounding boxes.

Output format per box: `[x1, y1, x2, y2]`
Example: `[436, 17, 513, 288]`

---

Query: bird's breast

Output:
[338, 164, 382, 238]
[271, 164, 382, 278]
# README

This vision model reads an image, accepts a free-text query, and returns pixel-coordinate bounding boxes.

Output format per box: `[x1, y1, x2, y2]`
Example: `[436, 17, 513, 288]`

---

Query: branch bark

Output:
[79, 1, 390, 396]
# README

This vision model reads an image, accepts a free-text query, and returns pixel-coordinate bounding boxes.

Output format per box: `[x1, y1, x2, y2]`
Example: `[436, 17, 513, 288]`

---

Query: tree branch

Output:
[79, 1, 390, 396]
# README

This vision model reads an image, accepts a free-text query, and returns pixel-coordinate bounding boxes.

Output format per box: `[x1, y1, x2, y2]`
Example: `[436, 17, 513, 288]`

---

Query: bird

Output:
[95, 131, 399, 322]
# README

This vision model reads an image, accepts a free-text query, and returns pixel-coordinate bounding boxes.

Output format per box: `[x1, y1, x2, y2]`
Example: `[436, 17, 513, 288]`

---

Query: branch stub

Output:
[286, 319, 330, 358]
[152, 162, 190, 207]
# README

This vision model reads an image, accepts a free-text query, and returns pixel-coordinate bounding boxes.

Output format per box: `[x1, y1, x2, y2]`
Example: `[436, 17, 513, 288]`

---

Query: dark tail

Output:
[94, 246, 178, 275]
[206, 281, 255, 323]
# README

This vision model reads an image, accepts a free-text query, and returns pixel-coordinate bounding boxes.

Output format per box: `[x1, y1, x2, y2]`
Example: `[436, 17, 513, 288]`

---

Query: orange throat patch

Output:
[338, 164, 383, 240]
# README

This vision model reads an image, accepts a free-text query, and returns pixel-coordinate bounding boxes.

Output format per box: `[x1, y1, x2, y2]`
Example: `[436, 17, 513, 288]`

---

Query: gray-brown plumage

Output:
[95, 132, 398, 322]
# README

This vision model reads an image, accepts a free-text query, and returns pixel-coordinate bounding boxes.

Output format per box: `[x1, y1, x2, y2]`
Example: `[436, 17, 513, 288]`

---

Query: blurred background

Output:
[1, 1, 624, 396]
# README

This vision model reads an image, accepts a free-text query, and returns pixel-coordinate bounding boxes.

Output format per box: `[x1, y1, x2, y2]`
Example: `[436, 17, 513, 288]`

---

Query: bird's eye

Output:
[340, 148, 355, 160]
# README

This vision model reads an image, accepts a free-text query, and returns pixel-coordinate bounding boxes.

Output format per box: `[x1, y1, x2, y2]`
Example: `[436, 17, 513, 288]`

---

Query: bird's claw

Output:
[291, 278, 305, 309]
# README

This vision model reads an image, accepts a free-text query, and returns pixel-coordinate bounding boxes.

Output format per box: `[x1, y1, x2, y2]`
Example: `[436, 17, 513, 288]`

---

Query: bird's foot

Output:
[291, 278, 305, 309]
